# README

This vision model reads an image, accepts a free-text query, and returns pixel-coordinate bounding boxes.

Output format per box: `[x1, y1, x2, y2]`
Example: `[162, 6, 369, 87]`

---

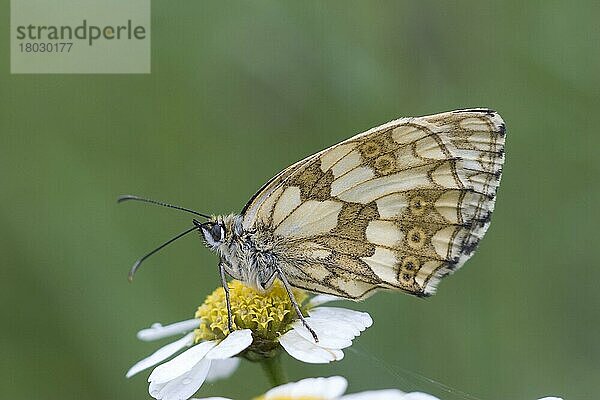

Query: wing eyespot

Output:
[406, 226, 427, 249]
[360, 141, 381, 158]
[374, 154, 396, 175]
[409, 196, 428, 216]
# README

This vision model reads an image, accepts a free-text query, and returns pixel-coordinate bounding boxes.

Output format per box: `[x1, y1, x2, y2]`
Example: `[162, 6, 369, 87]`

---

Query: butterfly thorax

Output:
[203, 214, 280, 292]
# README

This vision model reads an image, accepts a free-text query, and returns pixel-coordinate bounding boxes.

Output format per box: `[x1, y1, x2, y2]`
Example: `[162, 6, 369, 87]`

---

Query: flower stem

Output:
[260, 354, 287, 387]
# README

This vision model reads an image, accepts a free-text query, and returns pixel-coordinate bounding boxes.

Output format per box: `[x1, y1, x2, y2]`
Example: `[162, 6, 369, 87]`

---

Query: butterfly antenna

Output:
[128, 226, 198, 281]
[118, 194, 211, 219]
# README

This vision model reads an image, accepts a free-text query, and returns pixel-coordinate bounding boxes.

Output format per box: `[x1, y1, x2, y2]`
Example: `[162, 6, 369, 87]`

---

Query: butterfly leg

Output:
[219, 263, 234, 333]
[275, 266, 319, 343]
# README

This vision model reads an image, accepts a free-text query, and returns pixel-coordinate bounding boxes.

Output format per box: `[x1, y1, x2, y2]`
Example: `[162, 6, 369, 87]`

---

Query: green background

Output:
[1, 1, 598, 399]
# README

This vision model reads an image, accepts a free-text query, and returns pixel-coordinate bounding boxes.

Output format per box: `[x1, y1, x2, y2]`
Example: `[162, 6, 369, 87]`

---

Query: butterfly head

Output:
[195, 219, 225, 250]
[194, 214, 242, 251]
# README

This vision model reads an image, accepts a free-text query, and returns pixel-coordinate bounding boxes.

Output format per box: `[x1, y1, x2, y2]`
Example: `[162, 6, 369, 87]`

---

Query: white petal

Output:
[279, 329, 344, 363]
[205, 358, 240, 383]
[291, 308, 373, 350]
[537, 398, 564, 400]
[149, 340, 217, 384]
[402, 393, 441, 400]
[149, 358, 211, 400]
[191, 398, 232, 400]
[309, 307, 373, 332]
[307, 294, 342, 307]
[206, 329, 253, 359]
[289, 319, 354, 349]
[126, 332, 195, 378]
[341, 389, 407, 400]
[137, 319, 201, 342]
[263, 376, 347, 399]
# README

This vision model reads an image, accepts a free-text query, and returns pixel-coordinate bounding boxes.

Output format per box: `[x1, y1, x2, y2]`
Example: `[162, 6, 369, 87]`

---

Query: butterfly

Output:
[122, 108, 506, 341]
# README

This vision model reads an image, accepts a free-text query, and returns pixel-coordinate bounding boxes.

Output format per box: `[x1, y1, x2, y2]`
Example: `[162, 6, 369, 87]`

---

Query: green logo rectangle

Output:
[11, 0, 150, 74]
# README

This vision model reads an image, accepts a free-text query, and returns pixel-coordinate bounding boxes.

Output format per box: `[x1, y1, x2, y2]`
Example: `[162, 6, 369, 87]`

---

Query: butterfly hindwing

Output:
[242, 109, 505, 299]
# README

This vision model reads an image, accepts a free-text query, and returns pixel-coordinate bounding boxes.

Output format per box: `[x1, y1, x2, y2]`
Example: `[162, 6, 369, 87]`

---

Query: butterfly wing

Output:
[242, 109, 505, 299]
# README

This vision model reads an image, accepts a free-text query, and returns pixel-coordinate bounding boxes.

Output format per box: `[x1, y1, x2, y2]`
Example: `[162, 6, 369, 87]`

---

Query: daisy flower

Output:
[249, 376, 407, 400]
[191, 376, 433, 400]
[127, 280, 372, 400]
[192, 376, 565, 400]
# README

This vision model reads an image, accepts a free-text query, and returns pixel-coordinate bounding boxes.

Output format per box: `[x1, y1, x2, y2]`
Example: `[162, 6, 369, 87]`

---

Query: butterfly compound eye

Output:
[210, 223, 224, 243]
[198, 221, 225, 247]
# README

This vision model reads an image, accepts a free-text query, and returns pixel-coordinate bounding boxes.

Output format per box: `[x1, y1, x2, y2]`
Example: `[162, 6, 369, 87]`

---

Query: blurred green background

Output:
[1, 1, 599, 399]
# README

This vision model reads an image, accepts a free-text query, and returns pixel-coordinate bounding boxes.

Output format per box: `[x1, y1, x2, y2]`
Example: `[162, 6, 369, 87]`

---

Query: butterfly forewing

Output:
[242, 109, 505, 299]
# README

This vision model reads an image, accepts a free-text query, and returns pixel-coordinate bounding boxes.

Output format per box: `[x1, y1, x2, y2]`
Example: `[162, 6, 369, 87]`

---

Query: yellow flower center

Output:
[194, 280, 309, 358]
